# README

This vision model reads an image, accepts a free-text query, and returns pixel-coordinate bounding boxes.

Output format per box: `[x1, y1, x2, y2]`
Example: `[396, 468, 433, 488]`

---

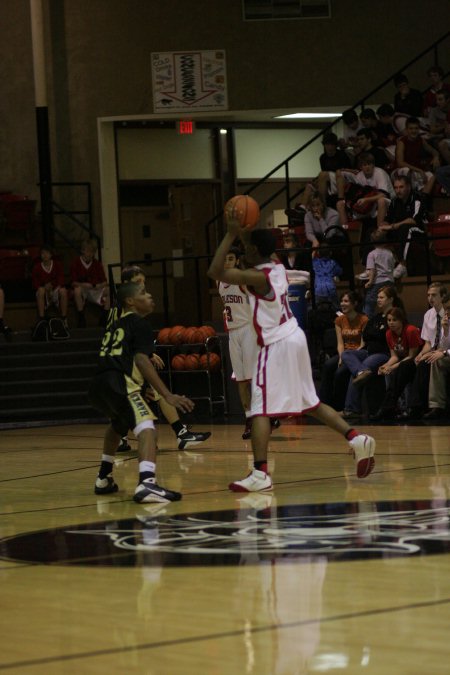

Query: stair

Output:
[0, 327, 106, 425]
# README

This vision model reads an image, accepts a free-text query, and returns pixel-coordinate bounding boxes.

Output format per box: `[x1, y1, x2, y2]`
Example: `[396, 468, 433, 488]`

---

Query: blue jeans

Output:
[341, 349, 389, 412]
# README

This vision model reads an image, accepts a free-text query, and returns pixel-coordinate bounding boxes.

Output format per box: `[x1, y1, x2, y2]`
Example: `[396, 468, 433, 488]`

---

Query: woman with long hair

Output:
[370, 306, 423, 420]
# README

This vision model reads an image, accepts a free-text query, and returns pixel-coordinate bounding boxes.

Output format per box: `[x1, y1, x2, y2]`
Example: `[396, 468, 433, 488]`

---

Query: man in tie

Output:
[402, 283, 448, 419]
[424, 293, 450, 419]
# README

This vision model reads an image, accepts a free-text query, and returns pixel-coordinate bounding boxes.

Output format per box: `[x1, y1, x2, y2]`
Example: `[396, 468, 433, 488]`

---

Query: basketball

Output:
[157, 327, 171, 345]
[187, 327, 205, 344]
[171, 354, 186, 370]
[184, 353, 200, 370]
[200, 352, 221, 371]
[183, 327, 197, 344]
[201, 325, 217, 339]
[224, 195, 260, 230]
[169, 325, 186, 345]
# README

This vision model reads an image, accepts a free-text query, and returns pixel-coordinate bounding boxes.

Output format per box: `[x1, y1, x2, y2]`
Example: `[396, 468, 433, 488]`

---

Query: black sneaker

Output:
[117, 437, 132, 452]
[133, 478, 182, 503]
[94, 475, 119, 495]
[177, 428, 211, 450]
[270, 418, 281, 429]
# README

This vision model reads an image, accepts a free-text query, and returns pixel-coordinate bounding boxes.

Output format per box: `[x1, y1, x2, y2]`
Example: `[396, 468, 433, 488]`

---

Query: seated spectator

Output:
[370, 307, 423, 420]
[401, 283, 448, 419]
[379, 172, 427, 279]
[395, 116, 440, 193]
[278, 233, 309, 272]
[336, 152, 395, 230]
[0, 285, 12, 339]
[435, 165, 450, 194]
[426, 89, 450, 165]
[376, 103, 399, 161]
[354, 127, 390, 170]
[312, 242, 342, 310]
[338, 108, 362, 159]
[341, 285, 401, 418]
[359, 108, 379, 144]
[361, 230, 395, 317]
[319, 291, 368, 412]
[393, 73, 425, 122]
[70, 239, 110, 327]
[425, 291, 450, 419]
[423, 65, 450, 117]
[304, 192, 340, 249]
[31, 244, 68, 326]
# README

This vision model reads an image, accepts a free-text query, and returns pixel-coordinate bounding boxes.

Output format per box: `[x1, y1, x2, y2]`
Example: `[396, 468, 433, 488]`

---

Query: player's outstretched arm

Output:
[135, 353, 194, 414]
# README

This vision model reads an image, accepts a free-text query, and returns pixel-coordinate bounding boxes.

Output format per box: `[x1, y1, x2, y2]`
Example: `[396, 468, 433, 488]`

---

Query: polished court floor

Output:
[1, 419, 450, 674]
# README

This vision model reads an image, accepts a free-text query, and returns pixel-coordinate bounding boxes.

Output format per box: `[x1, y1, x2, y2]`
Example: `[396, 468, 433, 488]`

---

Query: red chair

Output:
[428, 214, 450, 258]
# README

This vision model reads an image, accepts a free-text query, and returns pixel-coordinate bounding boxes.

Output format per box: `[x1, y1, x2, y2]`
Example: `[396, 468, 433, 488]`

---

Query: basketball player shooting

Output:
[207, 212, 376, 492]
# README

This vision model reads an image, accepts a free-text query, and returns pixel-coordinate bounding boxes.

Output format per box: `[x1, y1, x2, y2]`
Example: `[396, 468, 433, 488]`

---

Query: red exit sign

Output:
[177, 120, 195, 135]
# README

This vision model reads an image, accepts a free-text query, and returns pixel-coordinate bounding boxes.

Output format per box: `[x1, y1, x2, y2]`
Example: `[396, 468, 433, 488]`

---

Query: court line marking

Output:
[1, 596, 449, 670]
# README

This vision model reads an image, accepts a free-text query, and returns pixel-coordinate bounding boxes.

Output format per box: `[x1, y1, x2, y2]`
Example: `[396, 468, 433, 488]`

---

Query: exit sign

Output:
[177, 120, 195, 135]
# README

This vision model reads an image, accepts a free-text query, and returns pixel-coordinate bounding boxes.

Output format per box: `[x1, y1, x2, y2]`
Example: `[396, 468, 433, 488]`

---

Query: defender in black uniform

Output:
[89, 282, 194, 503]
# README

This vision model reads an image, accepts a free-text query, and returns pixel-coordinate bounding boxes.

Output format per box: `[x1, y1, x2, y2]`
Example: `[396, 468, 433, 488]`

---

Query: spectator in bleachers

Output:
[423, 66, 450, 117]
[70, 239, 110, 327]
[338, 108, 362, 153]
[278, 233, 309, 272]
[393, 73, 424, 118]
[401, 283, 448, 419]
[395, 116, 440, 194]
[376, 103, 399, 161]
[435, 165, 450, 194]
[427, 89, 450, 155]
[340, 285, 401, 419]
[319, 290, 368, 412]
[361, 230, 395, 317]
[379, 172, 427, 279]
[370, 306, 423, 420]
[425, 291, 450, 419]
[31, 244, 68, 326]
[354, 128, 390, 170]
[304, 192, 340, 249]
[0, 285, 12, 339]
[359, 108, 379, 144]
[312, 242, 342, 310]
[336, 152, 395, 230]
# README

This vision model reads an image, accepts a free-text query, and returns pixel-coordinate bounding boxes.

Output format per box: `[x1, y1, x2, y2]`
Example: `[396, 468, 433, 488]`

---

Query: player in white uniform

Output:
[208, 219, 376, 492]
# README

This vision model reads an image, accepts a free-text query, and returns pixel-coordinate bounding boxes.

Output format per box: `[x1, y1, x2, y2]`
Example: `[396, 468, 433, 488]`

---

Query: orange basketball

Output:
[171, 354, 186, 370]
[157, 327, 171, 345]
[187, 327, 205, 344]
[201, 325, 217, 339]
[224, 195, 260, 230]
[183, 327, 197, 344]
[184, 353, 200, 370]
[169, 325, 185, 345]
[200, 352, 221, 371]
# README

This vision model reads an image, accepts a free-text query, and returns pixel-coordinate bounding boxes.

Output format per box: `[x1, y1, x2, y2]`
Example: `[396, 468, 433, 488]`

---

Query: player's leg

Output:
[158, 396, 211, 449]
[308, 402, 375, 477]
[94, 423, 121, 494]
[133, 423, 182, 504]
[229, 414, 273, 492]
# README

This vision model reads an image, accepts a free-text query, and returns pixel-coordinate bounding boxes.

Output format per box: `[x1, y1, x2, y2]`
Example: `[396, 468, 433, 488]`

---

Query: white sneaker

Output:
[393, 263, 407, 279]
[349, 434, 376, 478]
[229, 468, 273, 493]
[356, 271, 369, 280]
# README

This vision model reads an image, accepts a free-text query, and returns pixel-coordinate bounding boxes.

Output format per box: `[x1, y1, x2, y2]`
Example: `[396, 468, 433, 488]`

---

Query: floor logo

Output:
[1, 499, 450, 566]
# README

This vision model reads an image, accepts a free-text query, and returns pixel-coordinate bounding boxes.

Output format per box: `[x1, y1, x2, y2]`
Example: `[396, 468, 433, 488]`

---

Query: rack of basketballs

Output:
[155, 324, 227, 415]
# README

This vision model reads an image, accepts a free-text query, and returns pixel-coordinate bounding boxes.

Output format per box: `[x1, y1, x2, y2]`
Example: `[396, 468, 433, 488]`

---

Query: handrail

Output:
[204, 30, 449, 248]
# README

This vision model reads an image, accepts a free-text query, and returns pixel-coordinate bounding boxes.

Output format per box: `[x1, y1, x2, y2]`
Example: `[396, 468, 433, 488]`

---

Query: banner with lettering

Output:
[151, 50, 228, 113]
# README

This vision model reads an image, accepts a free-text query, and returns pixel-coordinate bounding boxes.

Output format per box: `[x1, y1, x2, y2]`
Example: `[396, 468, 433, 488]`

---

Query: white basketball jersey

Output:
[218, 282, 252, 330]
[245, 262, 298, 346]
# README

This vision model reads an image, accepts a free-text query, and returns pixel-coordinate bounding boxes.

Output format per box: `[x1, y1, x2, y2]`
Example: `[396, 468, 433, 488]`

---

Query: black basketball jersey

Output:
[96, 311, 154, 388]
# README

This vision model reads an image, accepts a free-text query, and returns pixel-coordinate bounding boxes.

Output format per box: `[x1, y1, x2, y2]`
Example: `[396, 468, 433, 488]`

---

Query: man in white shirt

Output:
[424, 292, 450, 419]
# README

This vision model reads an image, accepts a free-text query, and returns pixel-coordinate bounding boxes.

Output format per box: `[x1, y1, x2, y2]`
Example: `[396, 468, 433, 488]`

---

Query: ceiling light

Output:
[274, 112, 342, 120]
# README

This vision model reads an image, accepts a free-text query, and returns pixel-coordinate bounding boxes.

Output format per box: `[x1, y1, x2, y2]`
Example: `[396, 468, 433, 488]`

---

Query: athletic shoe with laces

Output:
[133, 478, 182, 503]
[177, 427, 211, 450]
[229, 468, 273, 493]
[349, 434, 376, 478]
[117, 436, 132, 452]
[94, 475, 119, 495]
[270, 418, 281, 429]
